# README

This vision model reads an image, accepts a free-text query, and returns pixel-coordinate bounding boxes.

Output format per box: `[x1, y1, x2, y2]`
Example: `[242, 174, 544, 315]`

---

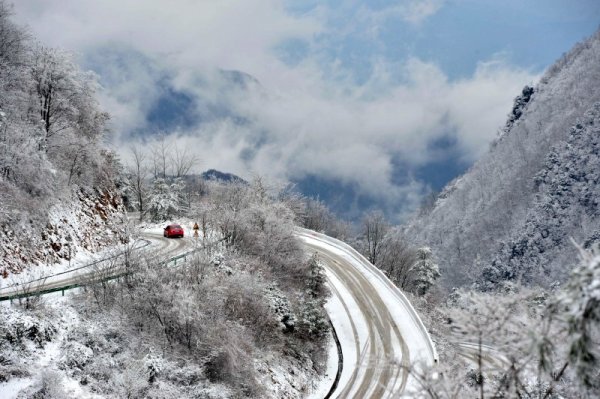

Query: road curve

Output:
[296, 228, 437, 398]
[0, 233, 192, 301]
[0, 225, 437, 399]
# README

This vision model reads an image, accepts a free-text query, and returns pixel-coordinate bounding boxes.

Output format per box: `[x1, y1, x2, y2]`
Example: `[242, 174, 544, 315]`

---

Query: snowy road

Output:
[0, 231, 193, 301]
[1, 226, 437, 398]
[296, 229, 437, 398]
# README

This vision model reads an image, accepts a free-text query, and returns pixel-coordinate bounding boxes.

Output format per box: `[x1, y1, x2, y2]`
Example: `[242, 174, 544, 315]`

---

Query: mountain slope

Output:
[405, 30, 600, 288]
[0, 5, 126, 274]
[482, 103, 600, 288]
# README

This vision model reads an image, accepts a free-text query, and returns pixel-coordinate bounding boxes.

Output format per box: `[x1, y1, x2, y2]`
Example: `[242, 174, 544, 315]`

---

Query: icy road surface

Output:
[296, 228, 437, 398]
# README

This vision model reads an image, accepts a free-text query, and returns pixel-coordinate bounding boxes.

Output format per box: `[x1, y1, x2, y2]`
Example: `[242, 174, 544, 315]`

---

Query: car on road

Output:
[164, 224, 184, 238]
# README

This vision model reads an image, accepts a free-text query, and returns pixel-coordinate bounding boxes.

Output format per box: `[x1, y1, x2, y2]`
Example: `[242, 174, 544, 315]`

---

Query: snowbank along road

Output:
[296, 228, 438, 398]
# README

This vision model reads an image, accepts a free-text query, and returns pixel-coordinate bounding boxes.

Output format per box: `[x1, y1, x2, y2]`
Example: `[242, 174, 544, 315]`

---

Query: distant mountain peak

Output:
[201, 169, 246, 184]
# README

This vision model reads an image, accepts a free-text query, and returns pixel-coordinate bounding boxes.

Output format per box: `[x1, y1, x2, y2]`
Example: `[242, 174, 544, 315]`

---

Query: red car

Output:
[164, 224, 184, 238]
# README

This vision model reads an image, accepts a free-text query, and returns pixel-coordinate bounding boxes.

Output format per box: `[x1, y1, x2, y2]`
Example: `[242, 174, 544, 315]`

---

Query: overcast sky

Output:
[12, 0, 600, 220]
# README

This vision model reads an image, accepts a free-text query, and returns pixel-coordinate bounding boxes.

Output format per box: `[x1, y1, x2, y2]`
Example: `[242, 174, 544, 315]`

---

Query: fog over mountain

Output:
[98, 54, 536, 221]
[19, 1, 600, 221]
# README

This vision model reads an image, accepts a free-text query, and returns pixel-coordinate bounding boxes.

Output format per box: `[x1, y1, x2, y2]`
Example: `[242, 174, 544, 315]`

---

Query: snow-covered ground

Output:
[306, 319, 339, 399]
[0, 240, 144, 293]
[0, 224, 324, 399]
[2, 223, 435, 398]
[0, 295, 103, 399]
[0, 218, 214, 300]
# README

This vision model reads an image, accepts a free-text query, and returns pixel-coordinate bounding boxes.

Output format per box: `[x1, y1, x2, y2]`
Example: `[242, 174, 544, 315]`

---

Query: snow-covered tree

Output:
[404, 31, 600, 289]
[362, 210, 390, 265]
[376, 228, 418, 289]
[302, 198, 332, 232]
[29, 46, 107, 151]
[297, 299, 329, 339]
[413, 246, 600, 398]
[412, 247, 441, 295]
[374, 230, 440, 295]
[306, 253, 327, 299]
[480, 103, 600, 289]
[557, 245, 600, 390]
[0, 2, 124, 271]
[147, 177, 185, 221]
[125, 145, 149, 218]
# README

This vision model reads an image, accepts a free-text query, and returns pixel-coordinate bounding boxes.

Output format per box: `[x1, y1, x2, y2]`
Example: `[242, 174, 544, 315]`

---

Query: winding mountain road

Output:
[0, 227, 437, 398]
[0, 231, 194, 301]
[297, 229, 437, 398]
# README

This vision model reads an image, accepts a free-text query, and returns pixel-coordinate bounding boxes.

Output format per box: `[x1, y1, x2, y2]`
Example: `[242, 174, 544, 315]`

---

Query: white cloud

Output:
[401, 0, 445, 25]
[359, 0, 446, 30]
[123, 55, 536, 220]
[446, 57, 541, 160]
[14, 1, 320, 70]
[12, 0, 538, 219]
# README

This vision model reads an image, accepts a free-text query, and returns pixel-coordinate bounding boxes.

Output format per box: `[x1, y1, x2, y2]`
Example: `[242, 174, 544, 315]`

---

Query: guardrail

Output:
[323, 317, 343, 399]
[0, 239, 151, 293]
[0, 237, 225, 303]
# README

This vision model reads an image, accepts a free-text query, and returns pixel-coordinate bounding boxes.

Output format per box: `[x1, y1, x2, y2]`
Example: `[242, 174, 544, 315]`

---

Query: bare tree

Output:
[151, 133, 171, 179]
[173, 143, 199, 178]
[128, 145, 148, 220]
[150, 134, 201, 179]
[362, 210, 390, 265]
[377, 229, 418, 289]
[303, 197, 332, 232]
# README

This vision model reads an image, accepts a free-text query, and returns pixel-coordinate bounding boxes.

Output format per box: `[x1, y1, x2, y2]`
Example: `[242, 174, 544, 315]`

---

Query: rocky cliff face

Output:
[1, 188, 128, 274]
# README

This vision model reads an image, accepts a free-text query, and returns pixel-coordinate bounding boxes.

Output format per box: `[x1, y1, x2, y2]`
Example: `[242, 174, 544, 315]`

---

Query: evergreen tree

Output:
[306, 253, 327, 299]
[298, 299, 329, 339]
[412, 247, 441, 295]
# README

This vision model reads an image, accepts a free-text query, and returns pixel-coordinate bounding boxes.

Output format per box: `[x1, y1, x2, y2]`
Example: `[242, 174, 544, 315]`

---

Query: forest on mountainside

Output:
[404, 29, 600, 290]
[0, 3, 126, 273]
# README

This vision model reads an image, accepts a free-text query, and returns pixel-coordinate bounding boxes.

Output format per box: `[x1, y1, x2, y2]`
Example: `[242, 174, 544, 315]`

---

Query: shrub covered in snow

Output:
[264, 284, 296, 333]
[0, 307, 56, 349]
[18, 370, 68, 399]
[411, 245, 600, 398]
[59, 342, 93, 370]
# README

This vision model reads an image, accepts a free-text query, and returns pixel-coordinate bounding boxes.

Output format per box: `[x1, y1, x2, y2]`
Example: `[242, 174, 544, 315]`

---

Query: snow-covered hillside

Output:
[405, 30, 600, 288]
[1, 189, 128, 274]
[482, 103, 600, 288]
[0, 5, 126, 275]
